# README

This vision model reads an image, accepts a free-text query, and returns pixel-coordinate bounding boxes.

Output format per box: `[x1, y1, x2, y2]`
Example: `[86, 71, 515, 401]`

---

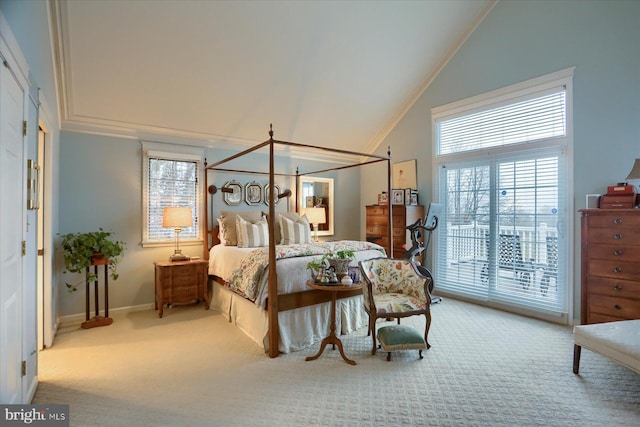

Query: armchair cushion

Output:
[372, 293, 427, 315]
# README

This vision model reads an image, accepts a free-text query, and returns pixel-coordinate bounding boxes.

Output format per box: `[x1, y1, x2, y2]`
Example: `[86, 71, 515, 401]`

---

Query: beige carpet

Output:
[33, 298, 640, 426]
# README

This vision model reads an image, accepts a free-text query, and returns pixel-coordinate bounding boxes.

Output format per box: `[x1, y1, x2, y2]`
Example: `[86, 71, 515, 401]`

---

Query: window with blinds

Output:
[431, 69, 573, 321]
[141, 142, 203, 246]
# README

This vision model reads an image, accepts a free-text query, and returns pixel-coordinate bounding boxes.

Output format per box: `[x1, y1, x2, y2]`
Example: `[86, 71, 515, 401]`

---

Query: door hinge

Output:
[38, 248, 44, 256]
[22, 241, 26, 256]
[23, 120, 27, 136]
[21, 360, 26, 377]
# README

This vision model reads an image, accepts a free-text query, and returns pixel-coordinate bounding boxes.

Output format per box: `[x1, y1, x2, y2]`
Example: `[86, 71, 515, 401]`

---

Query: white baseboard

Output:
[57, 303, 155, 328]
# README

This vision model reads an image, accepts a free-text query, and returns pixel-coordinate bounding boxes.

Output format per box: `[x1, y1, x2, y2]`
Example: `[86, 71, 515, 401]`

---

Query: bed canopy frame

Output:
[203, 125, 393, 357]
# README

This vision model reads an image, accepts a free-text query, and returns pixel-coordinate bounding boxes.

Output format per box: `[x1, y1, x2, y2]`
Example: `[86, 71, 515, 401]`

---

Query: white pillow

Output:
[236, 216, 269, 248]
[280, 214, 312, 245]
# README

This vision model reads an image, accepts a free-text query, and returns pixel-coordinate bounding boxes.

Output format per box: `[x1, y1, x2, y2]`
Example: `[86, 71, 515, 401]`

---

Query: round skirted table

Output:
[304, 281, 363, 366]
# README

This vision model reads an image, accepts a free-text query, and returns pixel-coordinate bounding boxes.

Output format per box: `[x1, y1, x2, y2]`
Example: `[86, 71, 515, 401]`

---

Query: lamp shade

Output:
[303, 207, 326, 225]
[626, 158, 640, 181]
[162, 207, 193, 228]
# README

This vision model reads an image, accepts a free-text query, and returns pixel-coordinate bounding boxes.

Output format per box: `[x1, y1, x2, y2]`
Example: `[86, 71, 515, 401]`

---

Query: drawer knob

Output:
[613, 234, 622, 240]
[614, 304, 622, 311]
[614, 218, 623, 224]
[613, 267, 622, 273]
[614, 285, 623, 291]
[613, 250, 623, 256]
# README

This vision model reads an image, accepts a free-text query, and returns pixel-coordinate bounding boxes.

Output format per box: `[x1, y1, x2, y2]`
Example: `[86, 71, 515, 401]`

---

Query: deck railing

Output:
[445, 223, 557, 266]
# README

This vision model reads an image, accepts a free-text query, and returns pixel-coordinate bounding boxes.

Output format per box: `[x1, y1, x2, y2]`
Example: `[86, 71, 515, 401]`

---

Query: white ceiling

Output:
[53, 0, 494, 153]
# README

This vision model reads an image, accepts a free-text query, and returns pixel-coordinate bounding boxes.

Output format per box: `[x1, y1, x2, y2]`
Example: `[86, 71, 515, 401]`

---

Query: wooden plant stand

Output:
[81, 256, 113, 329]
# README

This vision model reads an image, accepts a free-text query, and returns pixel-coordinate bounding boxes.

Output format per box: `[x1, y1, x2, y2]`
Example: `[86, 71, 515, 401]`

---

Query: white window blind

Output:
[432, 70, 572, 321]
[438, 89, 566, 155]
[141, 142, 202, 246]
[147, 158, 198, 240]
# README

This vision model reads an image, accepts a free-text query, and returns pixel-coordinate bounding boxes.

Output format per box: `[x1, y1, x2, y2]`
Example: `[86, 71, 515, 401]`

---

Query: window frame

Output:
[430, 68, 575, 323]
[141, 141, 204, 248]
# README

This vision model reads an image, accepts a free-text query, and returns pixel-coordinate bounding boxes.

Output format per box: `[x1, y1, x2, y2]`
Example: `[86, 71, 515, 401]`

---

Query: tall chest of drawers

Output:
[365, 205, 424, 258]
[580, 209, 640, 324]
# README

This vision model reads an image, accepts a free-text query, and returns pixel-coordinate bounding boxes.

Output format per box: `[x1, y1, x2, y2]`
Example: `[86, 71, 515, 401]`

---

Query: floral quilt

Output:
[227, 240, 386, 301]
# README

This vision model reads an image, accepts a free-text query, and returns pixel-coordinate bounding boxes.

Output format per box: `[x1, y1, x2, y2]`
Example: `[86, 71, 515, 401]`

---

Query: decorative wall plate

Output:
[222, 180, 243, 205]
[264, 184, 281, 206]
[245, 181, 263, 205]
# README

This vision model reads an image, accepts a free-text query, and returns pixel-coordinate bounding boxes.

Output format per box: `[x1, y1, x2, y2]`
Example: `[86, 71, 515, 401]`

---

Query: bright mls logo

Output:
[0, 405, 69, 427]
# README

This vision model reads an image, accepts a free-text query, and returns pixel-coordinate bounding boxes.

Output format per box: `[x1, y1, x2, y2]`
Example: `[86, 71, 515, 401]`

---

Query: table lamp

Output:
[625, 158, 640, 193]
[163, 207, 192, 261]
[303, 207, 326, 242]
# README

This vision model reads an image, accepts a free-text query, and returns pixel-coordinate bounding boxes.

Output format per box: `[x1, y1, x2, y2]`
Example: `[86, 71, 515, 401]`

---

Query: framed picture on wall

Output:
[263, 184, 281, 206]
[391, 189, 404, 205]
[392, 159, 417, 189]
[223, 180, 243, 205]
[245, 182, 263, 205]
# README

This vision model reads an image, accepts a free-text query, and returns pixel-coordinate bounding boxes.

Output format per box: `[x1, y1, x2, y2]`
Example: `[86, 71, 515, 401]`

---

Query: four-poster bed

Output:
[203, 126, 393, 357]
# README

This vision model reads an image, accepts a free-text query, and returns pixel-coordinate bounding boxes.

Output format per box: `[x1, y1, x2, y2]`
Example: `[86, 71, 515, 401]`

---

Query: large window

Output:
[431, 69, 573, 322]
[141, 142, 203, 247]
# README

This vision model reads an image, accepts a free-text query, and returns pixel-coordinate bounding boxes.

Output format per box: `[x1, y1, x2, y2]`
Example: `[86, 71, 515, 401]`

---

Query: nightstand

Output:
[154, 259, 210, 318]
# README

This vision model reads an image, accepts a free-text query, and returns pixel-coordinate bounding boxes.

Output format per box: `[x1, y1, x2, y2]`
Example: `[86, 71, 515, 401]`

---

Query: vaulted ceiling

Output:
[53, 0, 494, 153]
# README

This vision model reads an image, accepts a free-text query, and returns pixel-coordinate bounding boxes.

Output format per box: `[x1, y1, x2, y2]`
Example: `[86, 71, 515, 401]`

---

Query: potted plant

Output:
[325, 250, 355, 279]
[60, 228, 126, 291]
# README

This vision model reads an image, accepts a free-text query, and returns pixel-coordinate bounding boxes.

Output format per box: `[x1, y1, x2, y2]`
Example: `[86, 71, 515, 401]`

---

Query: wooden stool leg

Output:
[573, 344, 581, 374]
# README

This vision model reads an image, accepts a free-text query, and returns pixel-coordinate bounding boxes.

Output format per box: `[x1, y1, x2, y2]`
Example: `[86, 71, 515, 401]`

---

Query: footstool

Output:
[376, 325, 427, 361]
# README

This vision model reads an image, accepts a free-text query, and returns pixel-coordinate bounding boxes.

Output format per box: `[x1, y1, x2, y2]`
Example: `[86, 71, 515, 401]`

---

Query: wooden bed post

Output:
[295, 167, 299, 213]
[203, 159, 209, 260]
[267, 126, 279, 357]
[387, 146, 393, 258]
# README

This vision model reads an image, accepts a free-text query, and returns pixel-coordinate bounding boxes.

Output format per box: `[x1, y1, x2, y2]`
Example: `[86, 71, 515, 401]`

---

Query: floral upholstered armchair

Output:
[359, 257, 432, 355]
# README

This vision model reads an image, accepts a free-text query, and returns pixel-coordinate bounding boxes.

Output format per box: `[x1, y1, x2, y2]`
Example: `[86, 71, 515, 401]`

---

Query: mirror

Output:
[299, 176, 334, 237]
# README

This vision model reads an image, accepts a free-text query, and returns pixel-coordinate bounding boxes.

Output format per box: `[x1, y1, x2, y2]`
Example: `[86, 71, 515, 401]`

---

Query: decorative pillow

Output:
[236, 216, 269, 248]
[219, 210, 263, 246]
[280, 214, 312, 245]
[262, 211, 303, 244]
[216, 218, 227, 245]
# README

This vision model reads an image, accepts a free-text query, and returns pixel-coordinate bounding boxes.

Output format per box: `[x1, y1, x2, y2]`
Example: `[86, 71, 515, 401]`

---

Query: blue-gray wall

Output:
[363, 0, 640, 321]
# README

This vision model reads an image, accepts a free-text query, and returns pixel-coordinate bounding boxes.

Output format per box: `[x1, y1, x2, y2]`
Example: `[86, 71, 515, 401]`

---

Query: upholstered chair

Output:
[359, 257, 432, 355]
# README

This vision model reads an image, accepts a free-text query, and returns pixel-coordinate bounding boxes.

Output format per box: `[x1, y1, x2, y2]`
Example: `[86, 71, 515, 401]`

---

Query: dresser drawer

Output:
[170, 284, 199, 301]
[588, 244, 640, 261]
[589, 259, 640, 281]
[588, 311, 633, 324]
[589, 245, 640, 261]
[366, 236, 388, 248]
[588, 276, 640, 300]
[366, 224, 387, 236]
[588, 294, 640, 321]
[367, 206, 387, 216]
[587, 214, 640, 228]
[587, 227, 640, 245]
[392, 227, 406, 238]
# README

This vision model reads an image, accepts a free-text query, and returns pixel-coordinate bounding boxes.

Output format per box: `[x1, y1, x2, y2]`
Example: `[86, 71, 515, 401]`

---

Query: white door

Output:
[0, 58, 26, 404]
